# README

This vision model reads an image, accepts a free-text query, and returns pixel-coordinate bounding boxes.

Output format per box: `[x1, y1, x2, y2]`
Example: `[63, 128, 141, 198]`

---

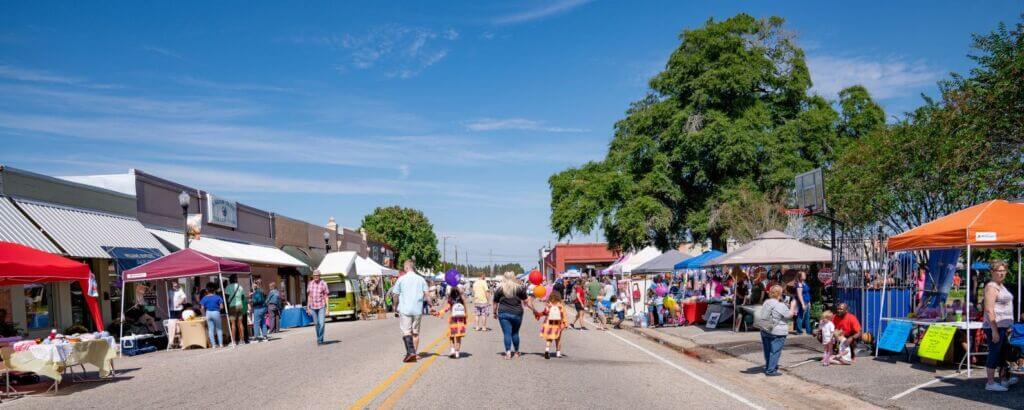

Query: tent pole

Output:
[220, 272, 235, 346]
[1017, 248, 1021, 320]
[965, 245, 971, 377]
[118, 279, 126, 358]
[877, 253, 890, 357]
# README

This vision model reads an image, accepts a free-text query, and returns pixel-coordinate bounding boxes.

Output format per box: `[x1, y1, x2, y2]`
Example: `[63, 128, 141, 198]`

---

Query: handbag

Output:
[1009, 324, 1024, 348]
[752, 304, 775, 332]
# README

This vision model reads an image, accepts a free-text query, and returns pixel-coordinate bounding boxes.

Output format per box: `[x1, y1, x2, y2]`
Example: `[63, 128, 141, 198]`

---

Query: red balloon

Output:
[528, 270, 543, 286]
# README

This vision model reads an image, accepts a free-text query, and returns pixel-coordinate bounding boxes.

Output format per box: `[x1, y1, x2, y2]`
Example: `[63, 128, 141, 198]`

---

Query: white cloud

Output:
[806, 55, 942, 100]
[289, 25, 458, 79]
[142, 45, 183, 60]
[0, 64, 118, 89]
[463, 118, 586, 133]
[492, 0, 592, 25]
[173, 76, 296, 94]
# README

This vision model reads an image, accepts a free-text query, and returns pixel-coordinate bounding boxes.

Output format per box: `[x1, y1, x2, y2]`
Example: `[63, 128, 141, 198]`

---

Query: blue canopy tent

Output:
[673, 250, 725, 270]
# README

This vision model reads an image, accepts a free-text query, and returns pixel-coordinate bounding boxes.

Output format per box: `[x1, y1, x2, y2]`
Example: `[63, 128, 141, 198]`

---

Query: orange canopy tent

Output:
[887, 199, 1024, 251]
[883, 199, 1022, 376]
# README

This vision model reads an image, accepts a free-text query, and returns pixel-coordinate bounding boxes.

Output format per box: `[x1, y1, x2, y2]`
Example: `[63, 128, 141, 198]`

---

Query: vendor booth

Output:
[121, 249, 251, 349]
[882, 199, 1023, 376]
[316, 251, 361, 321]
[630, 250, 692, 320]
[0, 241, 113, 390]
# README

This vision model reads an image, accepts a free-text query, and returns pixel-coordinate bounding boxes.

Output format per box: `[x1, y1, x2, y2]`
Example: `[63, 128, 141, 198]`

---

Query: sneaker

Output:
[556, 351, 562, 358]
[766, 372, 783, 377]
[986, 382, 1009, 392]
[1001, 377, 1019, 387]
[454, 351, 460, 359]
[403, 354, 418, 363]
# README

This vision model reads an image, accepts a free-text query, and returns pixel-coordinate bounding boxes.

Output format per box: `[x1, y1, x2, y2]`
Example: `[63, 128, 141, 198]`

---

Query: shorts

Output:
[474, 304, 490, 316]
[399, 314, 422, 336]
[574, 302, 584, 311]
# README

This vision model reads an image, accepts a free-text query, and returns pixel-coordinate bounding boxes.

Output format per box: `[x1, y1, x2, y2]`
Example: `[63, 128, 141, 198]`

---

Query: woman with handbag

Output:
[757, 285, 796, 376]
[982, 260, 1017, 392]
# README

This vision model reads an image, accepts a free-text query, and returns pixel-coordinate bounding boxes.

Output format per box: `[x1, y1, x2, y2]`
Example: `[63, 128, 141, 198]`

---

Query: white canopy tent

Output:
[611, 246, 662, 276]
[707, 230, 832, 266]
[317, 251, 358, 276]
[355, 256, 399, 277]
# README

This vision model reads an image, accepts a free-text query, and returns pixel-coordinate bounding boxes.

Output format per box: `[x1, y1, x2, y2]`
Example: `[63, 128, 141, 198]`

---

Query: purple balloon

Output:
[445, 268, 461, 287]
[655, 284, 668, 297]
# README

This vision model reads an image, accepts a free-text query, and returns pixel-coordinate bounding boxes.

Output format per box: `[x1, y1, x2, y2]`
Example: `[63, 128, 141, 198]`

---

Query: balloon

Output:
[664, 296, 677, 311]
[655, 284, 668, 297]
[543, 285, 554, 301]
[533, 285, 547, 298]
[444, 268, 461, 288]
[528, 270, 543, 286]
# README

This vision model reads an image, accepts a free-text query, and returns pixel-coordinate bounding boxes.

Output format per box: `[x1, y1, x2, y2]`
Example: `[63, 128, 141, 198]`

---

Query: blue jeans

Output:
[251, 306, 268, 339]
[761, 331, 786, 375]
[498, 312, 523, 352]
[311, 307, 326, 344]
[650, 305, 663, 326]
[794, 306, 811, 334]
[206, 310, 223, 347]
[983, 328, 1008, 370]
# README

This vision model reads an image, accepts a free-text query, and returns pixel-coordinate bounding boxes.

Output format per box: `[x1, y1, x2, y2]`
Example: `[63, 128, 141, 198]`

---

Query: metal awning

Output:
[0, 196, 60, 253]
[14, 198, 167, 258]
[149, 229, 306, 268]
[281, 245, 313, 275]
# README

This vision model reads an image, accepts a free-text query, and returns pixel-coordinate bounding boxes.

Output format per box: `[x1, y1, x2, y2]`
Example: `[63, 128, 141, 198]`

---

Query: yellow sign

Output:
[918, 325, 957, 361]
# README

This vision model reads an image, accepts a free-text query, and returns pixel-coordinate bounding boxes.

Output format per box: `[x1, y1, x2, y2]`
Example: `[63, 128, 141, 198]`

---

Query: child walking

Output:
[437, 287, 468, 358]
[539, 291, 568, 359]
[819, 310, 835, 366]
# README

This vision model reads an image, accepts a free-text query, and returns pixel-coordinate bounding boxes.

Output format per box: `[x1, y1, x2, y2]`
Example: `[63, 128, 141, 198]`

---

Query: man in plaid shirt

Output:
[307, 270, 330, 345]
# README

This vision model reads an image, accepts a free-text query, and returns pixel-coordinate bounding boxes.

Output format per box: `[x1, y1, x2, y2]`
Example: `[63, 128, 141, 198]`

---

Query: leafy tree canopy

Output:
[360, 206, 440, 270]
[549, 14, 877, 251]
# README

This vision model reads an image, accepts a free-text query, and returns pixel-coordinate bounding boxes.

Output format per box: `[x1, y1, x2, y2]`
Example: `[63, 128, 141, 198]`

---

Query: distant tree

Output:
[360, 206, 440, 270]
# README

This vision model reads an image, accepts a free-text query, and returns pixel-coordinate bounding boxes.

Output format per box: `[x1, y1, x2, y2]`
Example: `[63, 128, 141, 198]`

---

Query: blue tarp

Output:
[673, 250, 725, 270]
[971, 261, 990, 270]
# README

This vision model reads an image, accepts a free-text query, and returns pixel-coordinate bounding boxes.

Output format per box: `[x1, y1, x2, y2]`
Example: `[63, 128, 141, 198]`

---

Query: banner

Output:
[923, 249, 959, 308]
[918, 324, 957, 361]
[877, 320, 913, 353]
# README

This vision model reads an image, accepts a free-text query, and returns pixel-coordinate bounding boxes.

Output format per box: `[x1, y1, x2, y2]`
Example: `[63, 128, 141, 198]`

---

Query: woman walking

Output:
[492, 272, 534, 359]
[982, 260, 1017, 392]
[759, 285, 795, 376]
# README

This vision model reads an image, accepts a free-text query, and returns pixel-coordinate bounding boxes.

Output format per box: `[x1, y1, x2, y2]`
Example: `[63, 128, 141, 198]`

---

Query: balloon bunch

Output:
[445, 268, 461, 288]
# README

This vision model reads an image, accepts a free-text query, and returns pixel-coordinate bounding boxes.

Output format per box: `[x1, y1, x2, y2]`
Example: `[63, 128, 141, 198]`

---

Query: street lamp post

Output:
[323, 231, 331, 252]
[177, 191, 190, 249]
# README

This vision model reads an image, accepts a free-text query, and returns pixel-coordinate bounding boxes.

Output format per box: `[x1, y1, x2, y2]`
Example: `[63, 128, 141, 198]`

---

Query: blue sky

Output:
[1, 1, 1019, 268]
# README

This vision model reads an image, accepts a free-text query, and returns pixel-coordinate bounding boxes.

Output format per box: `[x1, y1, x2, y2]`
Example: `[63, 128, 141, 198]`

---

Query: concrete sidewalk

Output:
[620, 322, 1022, 409]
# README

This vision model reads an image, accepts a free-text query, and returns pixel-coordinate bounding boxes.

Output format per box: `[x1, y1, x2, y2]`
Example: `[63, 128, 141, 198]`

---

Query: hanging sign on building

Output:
[206, 194, 238, 228]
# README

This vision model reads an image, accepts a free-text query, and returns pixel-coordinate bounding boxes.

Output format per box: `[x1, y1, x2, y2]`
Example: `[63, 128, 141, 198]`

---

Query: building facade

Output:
[542, 243, 620, 277]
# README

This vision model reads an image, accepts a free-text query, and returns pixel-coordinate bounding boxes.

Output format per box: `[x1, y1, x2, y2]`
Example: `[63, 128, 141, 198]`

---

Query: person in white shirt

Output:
[819, 310, 836, 366]
[169, 282, 187, 319]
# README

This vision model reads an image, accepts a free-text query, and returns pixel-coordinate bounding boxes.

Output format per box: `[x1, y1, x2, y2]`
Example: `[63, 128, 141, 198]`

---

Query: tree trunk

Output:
[710, 231, 728, 251]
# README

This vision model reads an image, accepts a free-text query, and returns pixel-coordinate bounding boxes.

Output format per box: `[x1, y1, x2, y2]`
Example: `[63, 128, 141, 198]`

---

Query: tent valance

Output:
[887, 199, 1024, 251]
[122, 249, 251, 282]
[0, 241, 103, 330]
[707, 230, 832, 266]
[355, 256, 398, 277]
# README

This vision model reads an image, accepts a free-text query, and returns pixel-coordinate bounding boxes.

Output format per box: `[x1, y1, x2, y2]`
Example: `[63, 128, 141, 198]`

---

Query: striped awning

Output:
[149, 229, 306, 268]
[0, 196, 60, 253]
[13, 198, 168, 259]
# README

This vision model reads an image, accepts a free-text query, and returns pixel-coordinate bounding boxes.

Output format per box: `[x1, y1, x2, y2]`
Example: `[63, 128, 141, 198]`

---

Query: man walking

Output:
[392, 259, 431, 362]
[472, 272, 492, 331]
[307, 270, 330, 345]
[586, 275, 602, 319]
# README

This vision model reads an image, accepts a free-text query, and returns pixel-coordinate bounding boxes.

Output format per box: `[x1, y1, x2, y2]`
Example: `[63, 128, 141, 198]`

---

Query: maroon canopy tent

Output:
[0, 241, 104, 331]
[121, 249, 251, 347]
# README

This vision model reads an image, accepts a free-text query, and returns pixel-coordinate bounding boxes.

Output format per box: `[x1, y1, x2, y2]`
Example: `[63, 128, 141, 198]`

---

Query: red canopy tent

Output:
[0, 241, 104, 331]
[121, 249, 250, 347]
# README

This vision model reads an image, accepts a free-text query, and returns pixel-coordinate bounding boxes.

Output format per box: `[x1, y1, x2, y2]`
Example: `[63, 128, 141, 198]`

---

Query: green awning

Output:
[307, 248, 326, 269]
[281, 246, 313, 275]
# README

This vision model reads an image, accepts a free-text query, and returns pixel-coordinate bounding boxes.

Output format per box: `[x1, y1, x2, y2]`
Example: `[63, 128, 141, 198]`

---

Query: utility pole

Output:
[490, 249, 494, 276]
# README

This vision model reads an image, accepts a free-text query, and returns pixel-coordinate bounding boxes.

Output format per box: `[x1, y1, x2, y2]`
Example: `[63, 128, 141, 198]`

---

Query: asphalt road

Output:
[3, 311, 875, 409]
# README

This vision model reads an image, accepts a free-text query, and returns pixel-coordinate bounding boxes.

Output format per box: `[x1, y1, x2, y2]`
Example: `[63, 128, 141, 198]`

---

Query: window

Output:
[328, 282, 346, 298]
[24, 284, 53, 330]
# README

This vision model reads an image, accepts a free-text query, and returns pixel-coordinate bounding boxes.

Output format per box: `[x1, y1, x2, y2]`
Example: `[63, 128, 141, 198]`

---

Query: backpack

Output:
[452, 302, 466, 318]
[753, 303, 775, 332]
[549, 305, 563, 321]
[1009, 324, 1024, 348]
[252, 289, 266, 306]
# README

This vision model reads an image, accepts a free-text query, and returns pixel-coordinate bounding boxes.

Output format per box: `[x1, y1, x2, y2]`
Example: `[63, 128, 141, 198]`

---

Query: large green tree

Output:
[828, 16, 1024, 233]
[549, 14, 874, 251]
[360, 206, 440, 270]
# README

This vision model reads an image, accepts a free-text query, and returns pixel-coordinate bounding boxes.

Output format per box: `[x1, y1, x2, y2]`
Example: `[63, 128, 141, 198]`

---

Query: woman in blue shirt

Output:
[199, 289, 225, 348]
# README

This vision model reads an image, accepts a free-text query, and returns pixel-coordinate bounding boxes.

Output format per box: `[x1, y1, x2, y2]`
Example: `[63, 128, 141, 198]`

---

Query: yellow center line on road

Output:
[378, 339, 452, 409]
[348, 333, 446, 410]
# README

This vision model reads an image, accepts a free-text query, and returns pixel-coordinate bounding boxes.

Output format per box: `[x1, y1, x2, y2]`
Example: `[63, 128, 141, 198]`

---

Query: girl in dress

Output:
[819, 310, 835, 366]
[539, 291, 568, 359]
[437, 287, 468, 358]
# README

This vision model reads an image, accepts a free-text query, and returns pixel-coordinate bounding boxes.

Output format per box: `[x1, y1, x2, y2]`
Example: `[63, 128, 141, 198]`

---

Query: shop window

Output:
[69, 281, 95, 332]
[24, 283, 54, 330]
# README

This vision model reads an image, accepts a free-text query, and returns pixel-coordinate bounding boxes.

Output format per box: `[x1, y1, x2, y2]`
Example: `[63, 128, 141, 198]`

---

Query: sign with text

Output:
[918, 324, 957, 361]
[705, 312, 721, 329]
[206, 194, 238, 228]
[877, 321, 913, 353]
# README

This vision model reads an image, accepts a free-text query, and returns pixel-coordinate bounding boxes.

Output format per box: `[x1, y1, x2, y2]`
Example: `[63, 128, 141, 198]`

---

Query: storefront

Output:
[65, 169, 307, 316]
[275, 215, 336, 305]
[0, 166, 169, 337]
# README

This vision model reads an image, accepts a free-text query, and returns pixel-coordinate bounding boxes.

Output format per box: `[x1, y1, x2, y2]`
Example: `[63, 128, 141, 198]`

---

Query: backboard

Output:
[794, 168, 826, 214]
